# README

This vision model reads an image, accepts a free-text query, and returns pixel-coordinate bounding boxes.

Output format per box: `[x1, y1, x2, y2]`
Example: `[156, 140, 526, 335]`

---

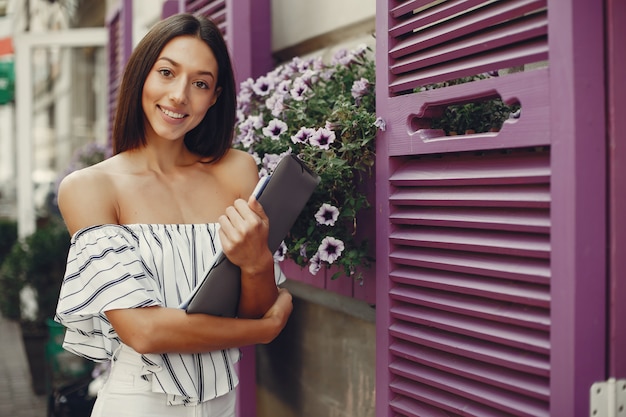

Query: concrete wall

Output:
[256, 280, 376, 417]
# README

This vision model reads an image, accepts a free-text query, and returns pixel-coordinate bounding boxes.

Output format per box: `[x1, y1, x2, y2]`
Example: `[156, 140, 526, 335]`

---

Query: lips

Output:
[159, 105, 187, 119]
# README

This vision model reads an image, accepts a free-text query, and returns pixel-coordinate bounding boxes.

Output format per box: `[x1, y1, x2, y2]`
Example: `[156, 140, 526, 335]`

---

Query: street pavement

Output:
[0, 314, 48, 417]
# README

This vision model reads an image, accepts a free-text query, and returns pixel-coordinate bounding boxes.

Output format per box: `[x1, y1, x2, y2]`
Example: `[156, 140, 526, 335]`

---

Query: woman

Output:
[54, 13, 293, 417]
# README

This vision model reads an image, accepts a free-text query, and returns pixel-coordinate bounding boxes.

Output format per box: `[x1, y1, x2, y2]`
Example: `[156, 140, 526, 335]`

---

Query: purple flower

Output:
[266, 93, 285, 117]
[276, 80, 292, 95]
[262, 150, 292, 173]
[262, 153, 283, 173]
[308, 252, 322, 275]
[290, 78, 309, 101]
[314, 203, 340, 226]
[317, 236, 345, 264]
[274, 241, 287, 262]
[253, 75, 275, 96]
[309, 127, 336, 150]
[299, 243, 308, 259]
[291, 127, 315, 144]
[351, 77, 370, 100]
[262, 118, 288, 140]
[374, 117, 386, 131]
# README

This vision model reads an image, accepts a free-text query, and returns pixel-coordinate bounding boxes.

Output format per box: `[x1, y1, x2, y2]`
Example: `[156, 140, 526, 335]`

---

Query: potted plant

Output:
[0, 219, 20, 320]
[233, 45, 380, 281]
[0, 217, 73, 394]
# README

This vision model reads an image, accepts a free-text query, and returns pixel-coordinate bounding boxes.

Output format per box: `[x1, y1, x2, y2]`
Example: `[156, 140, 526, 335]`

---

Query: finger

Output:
[247, 195, 268, 222]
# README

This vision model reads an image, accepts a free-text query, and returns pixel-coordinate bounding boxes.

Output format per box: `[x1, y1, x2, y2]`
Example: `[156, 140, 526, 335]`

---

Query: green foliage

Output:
[0, 218, 69, 323]
[417, 74, 521, 135]
[0, 239, 27, 320]
[234, 46, 379, 280]
[24, 218, 70, 324]
[0, 218, 17, 265]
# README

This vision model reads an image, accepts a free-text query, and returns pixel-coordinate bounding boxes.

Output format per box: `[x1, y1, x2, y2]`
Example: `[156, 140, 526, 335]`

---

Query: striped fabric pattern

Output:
[55, 223, 283, 405]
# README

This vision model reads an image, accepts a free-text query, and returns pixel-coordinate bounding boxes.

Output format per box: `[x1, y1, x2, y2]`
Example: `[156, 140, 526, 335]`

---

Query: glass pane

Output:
[30, 44, 106, 216]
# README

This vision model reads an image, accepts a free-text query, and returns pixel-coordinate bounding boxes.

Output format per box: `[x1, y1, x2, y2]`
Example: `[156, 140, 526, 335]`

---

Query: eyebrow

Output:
[156, 56, 215, 79]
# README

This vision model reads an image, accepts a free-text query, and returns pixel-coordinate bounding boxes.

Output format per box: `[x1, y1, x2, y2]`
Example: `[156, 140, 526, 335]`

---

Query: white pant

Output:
[90, 345, 236, 417]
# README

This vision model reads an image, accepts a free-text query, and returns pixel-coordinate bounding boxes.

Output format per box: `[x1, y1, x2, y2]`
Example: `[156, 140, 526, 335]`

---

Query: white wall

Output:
[271, 0, 375, 53]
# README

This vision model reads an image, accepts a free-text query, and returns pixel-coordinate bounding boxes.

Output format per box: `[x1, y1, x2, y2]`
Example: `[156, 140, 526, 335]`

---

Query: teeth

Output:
[161, 107, 185, 119]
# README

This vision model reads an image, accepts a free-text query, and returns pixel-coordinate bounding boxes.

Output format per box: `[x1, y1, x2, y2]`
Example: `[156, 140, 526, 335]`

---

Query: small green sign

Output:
[0, 60, 15, 105]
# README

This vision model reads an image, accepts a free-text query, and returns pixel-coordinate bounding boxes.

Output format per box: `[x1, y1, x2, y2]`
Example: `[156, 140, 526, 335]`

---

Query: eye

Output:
[158, 68, 173, 77]
[193, 80, 209, 90]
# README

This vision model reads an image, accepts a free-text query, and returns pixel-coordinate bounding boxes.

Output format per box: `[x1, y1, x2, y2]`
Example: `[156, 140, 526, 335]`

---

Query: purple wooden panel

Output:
[105, 0, 132, 148]
[391, 304, 549, 353]
[234, 345, 255, 417]
[280, 259, 326, 290]
[390, 228, 550, 258]
[388, 150, 550, 185]
[391, 11, 547, 75]
[390, 0, 546, 55]
[387, 69, 550, 155]
[389, 0, 487, 38]
[391, 207, 550, 233]
[390, 342, 549, 399]
[225, 0, 272, 88]
[390, 363, 548, 416]
[548, 0, 607, 415]
[352, 261, 376, 305]
[607, 0, 626, 378]
[390, 38, 548, 94]
[390, 287, 549, 329]
[390, 184, 551, 208]
[389, 322, 550, 376]
[324, 265, 354, 298]
[391, 267, 550, 307]
[390, 247, 550, 284]
[161, 0, 181, 18]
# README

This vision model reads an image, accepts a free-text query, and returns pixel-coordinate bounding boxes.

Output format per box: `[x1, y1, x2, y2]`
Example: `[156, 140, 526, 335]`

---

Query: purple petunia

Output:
[262, 119, 288, 140]
[290, 78, 309, 101]
[308, 252, 322, 275]
[252, 75, 275, 96]
[266, 93, 285, 118]
[374, 117, 386, 131]
[351, 77, 370, 101]
[273, 241, 288, 262]
[314, 203, 340, 226]
[291, 127, 315, 145]
[317, 236, 345, 264]
[309, 127, 336, 150]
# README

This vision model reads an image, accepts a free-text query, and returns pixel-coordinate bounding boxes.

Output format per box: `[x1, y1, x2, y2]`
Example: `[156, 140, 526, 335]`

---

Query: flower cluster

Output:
[234, 45, 378, 280]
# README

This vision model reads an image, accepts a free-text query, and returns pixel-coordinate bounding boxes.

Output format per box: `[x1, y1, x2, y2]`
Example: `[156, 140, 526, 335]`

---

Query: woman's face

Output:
[141, 35, 221, 143]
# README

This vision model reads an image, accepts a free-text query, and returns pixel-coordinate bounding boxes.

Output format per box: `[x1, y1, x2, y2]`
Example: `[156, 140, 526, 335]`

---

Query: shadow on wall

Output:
[256, 291, 376, 417]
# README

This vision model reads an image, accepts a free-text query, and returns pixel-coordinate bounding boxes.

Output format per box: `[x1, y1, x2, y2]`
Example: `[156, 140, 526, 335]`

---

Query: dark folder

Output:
[181, 154, 320, 316]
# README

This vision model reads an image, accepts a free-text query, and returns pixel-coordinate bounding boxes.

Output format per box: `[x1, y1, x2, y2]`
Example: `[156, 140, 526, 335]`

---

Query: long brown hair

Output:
[111, 13, 236, 162]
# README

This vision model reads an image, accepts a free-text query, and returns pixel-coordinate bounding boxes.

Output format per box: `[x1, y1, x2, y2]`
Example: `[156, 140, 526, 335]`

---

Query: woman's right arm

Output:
[104, 289, 292, 354]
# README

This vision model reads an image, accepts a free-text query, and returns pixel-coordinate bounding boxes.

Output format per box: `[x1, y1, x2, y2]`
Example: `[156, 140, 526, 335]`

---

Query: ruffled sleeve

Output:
[55, 224, 162, 362]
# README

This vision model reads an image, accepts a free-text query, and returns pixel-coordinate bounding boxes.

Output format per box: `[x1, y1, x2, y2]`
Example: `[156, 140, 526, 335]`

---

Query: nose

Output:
[169, 78, 188, 104]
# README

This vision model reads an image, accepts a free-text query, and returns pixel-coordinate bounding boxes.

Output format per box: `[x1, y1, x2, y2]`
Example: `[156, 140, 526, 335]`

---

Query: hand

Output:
[262, 288, 293, 343]
[218, 195, 272, 273]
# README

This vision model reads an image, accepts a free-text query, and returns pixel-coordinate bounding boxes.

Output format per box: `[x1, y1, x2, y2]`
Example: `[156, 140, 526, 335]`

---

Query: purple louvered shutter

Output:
[183, 0, 272, 87]
[106, 0, 132, 147]
[376, 1, 606, 416]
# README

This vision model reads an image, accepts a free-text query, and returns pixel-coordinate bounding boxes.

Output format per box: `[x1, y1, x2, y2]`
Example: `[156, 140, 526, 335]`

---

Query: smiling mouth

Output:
[159, 106, 186, 119]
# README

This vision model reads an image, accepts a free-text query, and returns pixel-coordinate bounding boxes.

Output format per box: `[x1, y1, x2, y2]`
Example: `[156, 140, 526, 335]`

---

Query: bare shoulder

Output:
[214, 149, 260, 197]
[57, 158, 119, 235]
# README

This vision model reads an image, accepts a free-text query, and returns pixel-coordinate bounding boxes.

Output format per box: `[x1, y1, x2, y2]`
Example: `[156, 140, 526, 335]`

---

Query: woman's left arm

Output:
[218, 152, 279, 318]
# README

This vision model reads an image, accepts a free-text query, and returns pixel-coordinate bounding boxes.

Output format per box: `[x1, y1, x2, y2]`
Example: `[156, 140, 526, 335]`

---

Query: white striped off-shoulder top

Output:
[55, 223, 285, 406]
